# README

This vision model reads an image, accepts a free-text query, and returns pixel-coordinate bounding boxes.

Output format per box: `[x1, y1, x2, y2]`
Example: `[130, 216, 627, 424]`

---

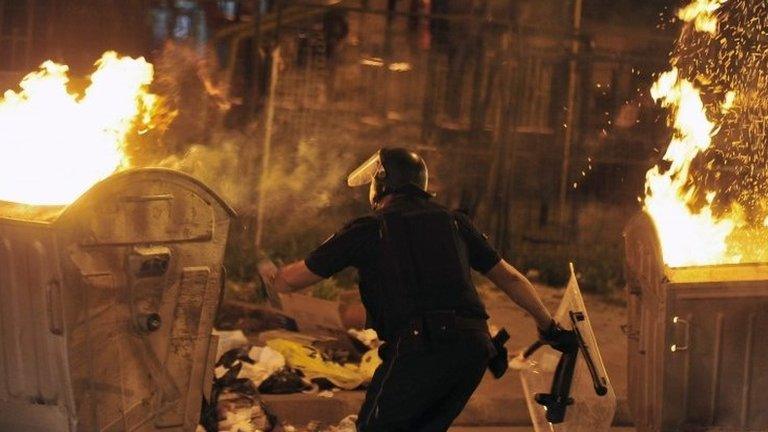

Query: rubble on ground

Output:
[347, 328, 380, 349]
[216, 299, 299, 334]
[215, 345, 287, 387]
[202, 346, 279, 432]
[266, 337, 381, 390]
[205, 319, 381, 431]
[282, 415, 357, 432]
[201, 291, 383, 431]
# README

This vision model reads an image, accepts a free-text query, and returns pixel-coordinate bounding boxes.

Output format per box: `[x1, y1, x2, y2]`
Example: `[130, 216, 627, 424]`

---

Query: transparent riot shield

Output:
[516, 264, 616, 432]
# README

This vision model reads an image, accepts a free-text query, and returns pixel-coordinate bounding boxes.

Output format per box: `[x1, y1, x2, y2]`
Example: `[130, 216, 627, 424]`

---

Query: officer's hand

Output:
[256, 258, 282, 308]
[257, 259, 279, 289]
[538, 320, 578, 353]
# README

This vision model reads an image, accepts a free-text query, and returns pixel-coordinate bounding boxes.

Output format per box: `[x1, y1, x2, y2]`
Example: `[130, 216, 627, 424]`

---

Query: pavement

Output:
[261, 283, 632, 430]
[449, 428, 636, 432]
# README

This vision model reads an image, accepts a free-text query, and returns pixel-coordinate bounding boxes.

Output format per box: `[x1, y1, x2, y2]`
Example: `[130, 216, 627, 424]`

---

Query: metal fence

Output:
[206, 1, 671, 276]
[0, 0, 672, 290]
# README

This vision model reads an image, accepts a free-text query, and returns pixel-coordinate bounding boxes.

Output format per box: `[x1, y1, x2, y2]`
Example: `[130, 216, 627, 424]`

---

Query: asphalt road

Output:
[449, 428, 636, 431]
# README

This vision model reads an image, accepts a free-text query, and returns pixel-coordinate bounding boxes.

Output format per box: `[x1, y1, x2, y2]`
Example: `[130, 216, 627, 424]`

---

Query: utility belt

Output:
[391, 310, 510, 379]
[398, 310, 489, 344]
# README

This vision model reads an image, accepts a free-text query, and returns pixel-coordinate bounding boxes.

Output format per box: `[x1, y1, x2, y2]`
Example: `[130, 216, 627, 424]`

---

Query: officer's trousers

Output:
[356, 329, 496, 432]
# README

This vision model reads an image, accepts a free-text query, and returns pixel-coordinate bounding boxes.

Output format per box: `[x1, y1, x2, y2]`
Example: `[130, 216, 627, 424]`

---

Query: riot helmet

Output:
[347, 148, 431, 208]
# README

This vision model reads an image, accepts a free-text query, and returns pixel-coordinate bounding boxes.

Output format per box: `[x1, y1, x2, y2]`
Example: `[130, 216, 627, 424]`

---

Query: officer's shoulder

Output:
[450, 208, 473, 222]
[341, 215, 380, 232]
[449, 209, 483, 231]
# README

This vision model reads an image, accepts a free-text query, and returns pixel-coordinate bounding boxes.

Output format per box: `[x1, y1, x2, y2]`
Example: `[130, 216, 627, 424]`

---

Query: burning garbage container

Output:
[0, 168, 235, 432]
[624, 212, 768, 432]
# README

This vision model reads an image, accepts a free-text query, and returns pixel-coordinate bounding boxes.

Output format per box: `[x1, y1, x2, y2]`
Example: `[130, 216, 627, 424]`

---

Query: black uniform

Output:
[305, 195, 501, 432]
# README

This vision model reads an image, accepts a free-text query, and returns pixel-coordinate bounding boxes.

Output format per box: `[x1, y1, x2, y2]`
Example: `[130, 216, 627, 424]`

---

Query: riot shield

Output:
[516, 264, 616, 432]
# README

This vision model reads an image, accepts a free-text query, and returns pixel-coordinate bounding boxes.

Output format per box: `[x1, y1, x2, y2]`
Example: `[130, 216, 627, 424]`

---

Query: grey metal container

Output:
[624, 212, 768, 432]
[0, 168, 235, 432]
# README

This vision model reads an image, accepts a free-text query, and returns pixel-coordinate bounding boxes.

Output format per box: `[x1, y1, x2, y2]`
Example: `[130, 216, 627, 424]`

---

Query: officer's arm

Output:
[262, 218, 371, 293]
[485, 259, 553, 330]
[270, 260, 324, 293]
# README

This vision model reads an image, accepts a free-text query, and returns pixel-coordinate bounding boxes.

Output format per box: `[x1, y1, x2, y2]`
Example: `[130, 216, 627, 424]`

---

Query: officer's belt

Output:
[399, 312, 489, 338]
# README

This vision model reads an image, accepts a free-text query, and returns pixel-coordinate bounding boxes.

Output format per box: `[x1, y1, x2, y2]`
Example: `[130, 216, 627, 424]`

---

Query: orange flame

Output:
[644, 68, 739, 267]
[677, 0, 726, 34]
[0, 51, 160, 205]
[642, 0, 766, 267]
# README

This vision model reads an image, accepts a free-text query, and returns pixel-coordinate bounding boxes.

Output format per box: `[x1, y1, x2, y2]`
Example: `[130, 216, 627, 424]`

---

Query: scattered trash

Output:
[213, 329, 250, 361]
[258, 369, 312, 394]
[203, 356, 277, 432]
[257, 329, 337, 346]
[325, 415, 358, 432]
[216, 345, 286, 388]
[357, 349, 381, 379]
[347, 328, 380, 349]
[216, 300, 299, 334]
[278, 293, 345, 335]
[259, 329, 365, 365]
[266, 338, 381, 390]
[207, 298, 386, 431]
[216, 389, 276, 432]
[317, 390, 335, 398]
[240, 346, 287, 386]
[204, 345, 287, 432]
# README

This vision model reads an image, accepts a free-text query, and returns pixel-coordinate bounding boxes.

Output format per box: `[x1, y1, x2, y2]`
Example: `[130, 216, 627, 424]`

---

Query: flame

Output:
[677, 0, 727, 34]
[640, 0, 768, 267]
[0, 51, 160, 205]
[644, 68, 739, 267]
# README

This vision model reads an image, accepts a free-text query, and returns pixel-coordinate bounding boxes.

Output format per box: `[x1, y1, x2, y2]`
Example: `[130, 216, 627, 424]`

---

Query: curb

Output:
[261, 391, 633, 428]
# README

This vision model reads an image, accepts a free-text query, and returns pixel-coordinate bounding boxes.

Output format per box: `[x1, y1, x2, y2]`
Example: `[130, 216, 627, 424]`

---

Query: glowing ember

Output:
[677, 0, 726, 34]
[644, 0, 768, 267]
[0, 52, 160, 205]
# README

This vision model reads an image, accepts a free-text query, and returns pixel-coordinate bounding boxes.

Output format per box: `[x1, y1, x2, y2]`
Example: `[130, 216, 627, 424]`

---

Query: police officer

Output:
[262, 148, 572, 431]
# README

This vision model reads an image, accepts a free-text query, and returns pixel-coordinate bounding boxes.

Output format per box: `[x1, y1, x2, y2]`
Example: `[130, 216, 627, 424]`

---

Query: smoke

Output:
[141, 41, 373, 266]
[157, 134, 253, 206]
[133, 42, 231, 165]
[122, 36, 437, 280]
[157, 128, 366, 270]
[157, 132, 359, 216]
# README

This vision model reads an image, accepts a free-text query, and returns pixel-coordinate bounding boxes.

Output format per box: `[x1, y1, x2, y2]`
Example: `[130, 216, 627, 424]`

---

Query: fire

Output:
[642, 0, 768, 267]
[677, 0, 726, 34]
[644, 68, 738, 267]
[0, 51, 160, 205]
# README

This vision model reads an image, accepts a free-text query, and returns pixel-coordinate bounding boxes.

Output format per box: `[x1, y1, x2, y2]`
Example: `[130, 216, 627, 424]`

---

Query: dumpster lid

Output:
[0, 201, 65, 223]
[60, 167, 237, 220]
[0, 168, 236, 225]
[667, 263, 768, 284]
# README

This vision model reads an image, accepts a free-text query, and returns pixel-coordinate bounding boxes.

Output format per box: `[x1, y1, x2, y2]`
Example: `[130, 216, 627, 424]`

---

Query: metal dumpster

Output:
[0, 168, 235, 432]
[624, 212, 768, 432]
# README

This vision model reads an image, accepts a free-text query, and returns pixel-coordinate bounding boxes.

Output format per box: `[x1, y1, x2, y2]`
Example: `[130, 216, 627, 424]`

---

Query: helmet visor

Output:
[347, 151, 382, 187]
